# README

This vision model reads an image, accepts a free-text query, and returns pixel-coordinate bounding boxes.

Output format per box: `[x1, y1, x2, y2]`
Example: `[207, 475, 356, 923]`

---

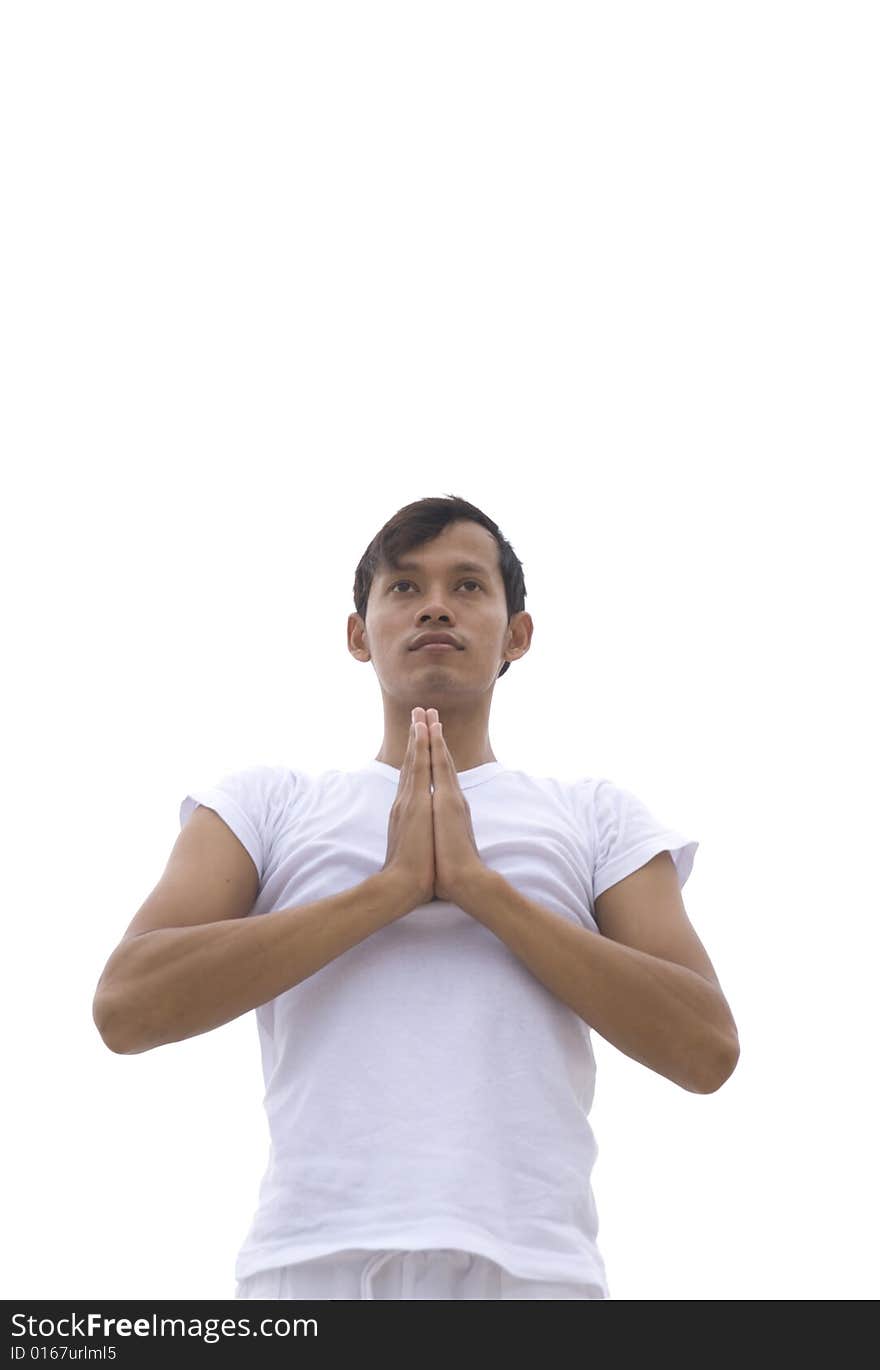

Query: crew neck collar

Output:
[365, 758, 505, 790]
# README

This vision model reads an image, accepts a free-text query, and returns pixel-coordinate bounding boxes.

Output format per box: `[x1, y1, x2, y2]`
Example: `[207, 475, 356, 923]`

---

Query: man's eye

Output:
[390, 580, 482, 592]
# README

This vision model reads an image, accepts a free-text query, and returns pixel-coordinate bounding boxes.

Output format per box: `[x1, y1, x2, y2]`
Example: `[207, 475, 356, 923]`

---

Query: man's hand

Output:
[422, 705, 488, 905]
[379, 707, 437, 911]
[380, 705, 490, 909]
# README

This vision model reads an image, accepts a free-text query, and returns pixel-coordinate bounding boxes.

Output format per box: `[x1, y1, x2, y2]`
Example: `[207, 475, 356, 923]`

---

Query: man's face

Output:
[352, 519, 522, 703]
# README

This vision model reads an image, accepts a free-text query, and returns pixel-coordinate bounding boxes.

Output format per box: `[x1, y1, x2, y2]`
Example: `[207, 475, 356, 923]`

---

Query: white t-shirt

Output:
[179, 757, 698, 1295]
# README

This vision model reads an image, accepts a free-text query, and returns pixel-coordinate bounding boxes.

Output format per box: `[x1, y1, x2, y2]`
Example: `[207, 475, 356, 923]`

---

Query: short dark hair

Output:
[353, 494, 527, 679]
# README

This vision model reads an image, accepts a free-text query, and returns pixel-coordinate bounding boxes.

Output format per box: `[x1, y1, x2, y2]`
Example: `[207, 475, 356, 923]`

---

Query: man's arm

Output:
[455, 854, 740, 1095]
[93, 869, 413, 1055]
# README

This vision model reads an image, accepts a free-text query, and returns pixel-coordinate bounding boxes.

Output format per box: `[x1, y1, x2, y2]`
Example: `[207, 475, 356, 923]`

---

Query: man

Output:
[92, 493, 739, 1301]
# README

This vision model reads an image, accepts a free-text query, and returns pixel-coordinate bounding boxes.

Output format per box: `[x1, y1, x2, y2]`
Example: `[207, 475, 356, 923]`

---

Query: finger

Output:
[431, 724, 458, 789]
[418, 722, 433, 790]
[429, 719, 445, 768]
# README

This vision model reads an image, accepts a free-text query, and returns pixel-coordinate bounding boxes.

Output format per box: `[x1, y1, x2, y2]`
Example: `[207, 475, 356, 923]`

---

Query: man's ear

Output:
[347, 612, 370, 661]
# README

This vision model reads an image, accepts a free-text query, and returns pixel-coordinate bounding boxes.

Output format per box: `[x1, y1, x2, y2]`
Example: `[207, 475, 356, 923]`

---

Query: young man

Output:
[92, 494, 739, 1301]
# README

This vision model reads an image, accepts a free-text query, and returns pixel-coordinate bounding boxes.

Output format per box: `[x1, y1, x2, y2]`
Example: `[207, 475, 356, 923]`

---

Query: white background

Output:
[3, 1, 877, 1301]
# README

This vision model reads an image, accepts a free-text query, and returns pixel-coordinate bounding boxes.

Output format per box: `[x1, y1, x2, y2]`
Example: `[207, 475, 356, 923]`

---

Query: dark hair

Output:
[353, 494, 527, 679]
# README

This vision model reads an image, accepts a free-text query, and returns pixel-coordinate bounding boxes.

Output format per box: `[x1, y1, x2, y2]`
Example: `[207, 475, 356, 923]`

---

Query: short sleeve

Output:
[589, 777, 699, 901]
[179, 764, 293, 885]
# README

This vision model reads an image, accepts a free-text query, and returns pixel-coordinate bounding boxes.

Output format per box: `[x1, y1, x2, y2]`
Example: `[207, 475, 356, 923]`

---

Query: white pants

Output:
[235, 1247, 606, 1300]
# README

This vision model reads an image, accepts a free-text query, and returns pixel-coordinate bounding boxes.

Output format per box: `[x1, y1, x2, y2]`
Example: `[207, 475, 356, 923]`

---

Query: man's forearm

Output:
[93, 872, 413, 1055]
[457, 870, 738, 1094]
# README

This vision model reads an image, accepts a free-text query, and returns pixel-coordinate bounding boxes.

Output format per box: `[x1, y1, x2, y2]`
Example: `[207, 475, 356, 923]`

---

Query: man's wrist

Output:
[453, 864, 504, 917]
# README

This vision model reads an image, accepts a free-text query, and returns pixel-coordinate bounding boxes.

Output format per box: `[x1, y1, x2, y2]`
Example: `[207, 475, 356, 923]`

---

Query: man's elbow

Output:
[93, 990, 138, 1055]
[695, 1030, 741, 1094]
